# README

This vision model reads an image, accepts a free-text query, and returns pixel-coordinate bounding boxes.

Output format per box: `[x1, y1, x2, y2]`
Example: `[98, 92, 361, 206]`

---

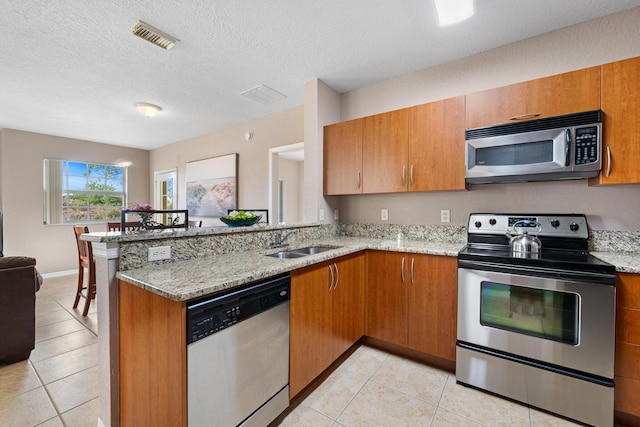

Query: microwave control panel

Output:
[574, 126, 599, 165]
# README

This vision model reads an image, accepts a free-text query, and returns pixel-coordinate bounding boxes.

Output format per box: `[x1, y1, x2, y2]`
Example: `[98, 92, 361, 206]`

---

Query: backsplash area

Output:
[339, 223, 466, 244]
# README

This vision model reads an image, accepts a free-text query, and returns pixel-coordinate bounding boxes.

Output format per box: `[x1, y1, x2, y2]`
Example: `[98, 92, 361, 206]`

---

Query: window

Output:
[43, 159, 127, 224]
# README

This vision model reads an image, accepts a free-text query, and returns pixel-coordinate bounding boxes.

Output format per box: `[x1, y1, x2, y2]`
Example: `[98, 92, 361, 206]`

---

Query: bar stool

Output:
[72, 226, 96, 316]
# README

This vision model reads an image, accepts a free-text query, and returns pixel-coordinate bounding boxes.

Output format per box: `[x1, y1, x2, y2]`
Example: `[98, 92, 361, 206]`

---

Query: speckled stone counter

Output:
[592, 252, 640, 274]
[116, 236, 464, 301]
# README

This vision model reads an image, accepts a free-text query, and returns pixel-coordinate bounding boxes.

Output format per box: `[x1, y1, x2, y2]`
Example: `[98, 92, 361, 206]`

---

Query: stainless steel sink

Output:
[265, 251, 308, 259]
[289, 246, 340, 255]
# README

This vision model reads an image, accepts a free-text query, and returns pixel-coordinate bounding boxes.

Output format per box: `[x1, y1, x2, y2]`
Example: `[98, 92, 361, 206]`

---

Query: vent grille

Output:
[131, 21, 179, 50]
[466, 110, 602, 140]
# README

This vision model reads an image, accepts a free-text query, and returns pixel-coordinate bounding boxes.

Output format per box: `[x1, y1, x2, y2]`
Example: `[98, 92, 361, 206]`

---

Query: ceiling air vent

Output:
[130, 21, 179, 50]
[240, 85, 287, 104]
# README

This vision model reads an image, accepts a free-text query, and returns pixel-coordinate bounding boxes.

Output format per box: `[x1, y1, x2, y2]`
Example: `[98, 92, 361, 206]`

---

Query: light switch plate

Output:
[381, 209, 389, 221]
[440, 209, 451, 223]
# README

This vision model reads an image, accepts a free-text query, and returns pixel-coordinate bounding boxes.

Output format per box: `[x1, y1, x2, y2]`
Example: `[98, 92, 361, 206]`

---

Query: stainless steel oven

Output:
[457, 214, 616, 427]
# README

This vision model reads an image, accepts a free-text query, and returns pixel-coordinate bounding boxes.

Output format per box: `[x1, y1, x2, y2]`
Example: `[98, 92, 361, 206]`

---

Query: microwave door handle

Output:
[564, 128, 572, 167]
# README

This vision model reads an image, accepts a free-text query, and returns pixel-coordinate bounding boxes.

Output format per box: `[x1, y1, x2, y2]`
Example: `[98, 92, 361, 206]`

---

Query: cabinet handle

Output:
[357, 170, 361, 189]
[333, 263, 339, 291]
[401, 257, 405, 283]
[606, 147, 611, 177]
[509, 113, 541, 121]
[328, 264, 334, 292]
[401, 165, 406, 186]
[410, 165, 414, 186]
[410, 258, 415, 284]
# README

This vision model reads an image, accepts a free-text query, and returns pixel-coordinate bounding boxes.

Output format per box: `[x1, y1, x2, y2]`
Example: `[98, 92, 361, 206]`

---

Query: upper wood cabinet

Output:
[408, 96, 466, 192]
[323, 118, 364, 195]
[362, 109, 409, 193]
[465, 66, 601, 129]
[591, 56, 640, 185]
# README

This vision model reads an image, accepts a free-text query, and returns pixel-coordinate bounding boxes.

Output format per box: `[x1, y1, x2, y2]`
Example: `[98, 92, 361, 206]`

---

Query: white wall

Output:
[0, 129, 150, 273]
[150, 106, 303, 226]
[326, 7, 640, 231]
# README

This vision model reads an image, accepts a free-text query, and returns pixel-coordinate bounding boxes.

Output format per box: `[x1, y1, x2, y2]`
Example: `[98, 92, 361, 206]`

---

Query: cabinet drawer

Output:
[616, 307, 640, 345]
[617, 273, 640, 309]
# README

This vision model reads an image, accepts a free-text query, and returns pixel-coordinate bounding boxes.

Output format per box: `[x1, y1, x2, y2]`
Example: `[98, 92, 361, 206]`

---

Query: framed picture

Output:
[186, 154, 238, 218]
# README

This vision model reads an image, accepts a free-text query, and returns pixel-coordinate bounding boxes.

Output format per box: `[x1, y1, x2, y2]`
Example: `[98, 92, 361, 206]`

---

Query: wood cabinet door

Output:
[465, 66, 601, 129]
[323, 118, 364, 195]
[366, 251, 408, 346]
[408, 96, 466, 192]
[290, 262, 333, 398]
[614, 273, 640, 419]
[407, 255, 458, 361]
[597, 57, 640, 184]
[332, 253, 365, 358]
[362, 109, 409, 193]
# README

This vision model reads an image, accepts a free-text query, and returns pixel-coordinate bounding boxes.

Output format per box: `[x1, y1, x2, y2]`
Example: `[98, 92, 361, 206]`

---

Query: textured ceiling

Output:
[1, 0, 639, 150]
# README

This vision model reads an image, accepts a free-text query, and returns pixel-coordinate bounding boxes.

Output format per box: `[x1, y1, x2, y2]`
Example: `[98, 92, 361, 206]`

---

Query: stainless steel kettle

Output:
[507, 220, 542, 258]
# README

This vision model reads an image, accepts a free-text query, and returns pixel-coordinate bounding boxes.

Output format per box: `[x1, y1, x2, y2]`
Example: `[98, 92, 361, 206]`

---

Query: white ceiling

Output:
[1, 0, 639, 150]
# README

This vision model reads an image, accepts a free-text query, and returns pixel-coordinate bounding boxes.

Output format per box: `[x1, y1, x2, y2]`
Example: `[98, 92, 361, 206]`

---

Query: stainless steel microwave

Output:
[465, 110, 602, 184]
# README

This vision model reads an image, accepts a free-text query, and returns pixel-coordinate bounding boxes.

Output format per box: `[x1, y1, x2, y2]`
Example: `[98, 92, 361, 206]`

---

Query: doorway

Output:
[154, 168, 177, 225]
[268, 143, 304, 225]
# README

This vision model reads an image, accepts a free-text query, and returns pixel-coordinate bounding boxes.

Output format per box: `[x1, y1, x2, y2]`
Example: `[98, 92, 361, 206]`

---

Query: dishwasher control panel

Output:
[186, 274, 290, 344]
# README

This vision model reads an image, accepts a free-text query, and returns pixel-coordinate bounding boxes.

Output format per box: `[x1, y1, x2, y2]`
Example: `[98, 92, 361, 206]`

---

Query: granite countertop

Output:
[116, 236, 464, 302]
[592, 251, 640, 274]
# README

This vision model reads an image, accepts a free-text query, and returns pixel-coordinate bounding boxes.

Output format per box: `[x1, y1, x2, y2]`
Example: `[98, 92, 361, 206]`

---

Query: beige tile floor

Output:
[0, 274, 99, 427]
[1, 274, 624, 427]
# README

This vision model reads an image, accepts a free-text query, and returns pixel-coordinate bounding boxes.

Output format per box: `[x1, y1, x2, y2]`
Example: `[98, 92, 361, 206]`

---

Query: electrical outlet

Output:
[148, 246, 171, 261]
[334, 209, 339, 220]
[381, 208, 389, 221]
[319, 209, 325, 221]
[440, 209, 451, 223]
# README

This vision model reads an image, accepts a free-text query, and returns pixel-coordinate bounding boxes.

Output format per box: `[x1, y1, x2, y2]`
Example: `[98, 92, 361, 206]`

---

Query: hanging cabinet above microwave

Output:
[465, 66, 601, 130]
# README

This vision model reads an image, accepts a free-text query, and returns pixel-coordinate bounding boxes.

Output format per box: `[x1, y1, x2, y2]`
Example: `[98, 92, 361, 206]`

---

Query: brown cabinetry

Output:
[408, 96, 466, 192]
[366, 251, 457, 362]
[289, 252, 365, 398]
[323, 118, 364, 195]
[362, 109, 409, 193]
[465, 66, 601, 129]
[615, 273, 640, 422]
[591, 56, 640, 185]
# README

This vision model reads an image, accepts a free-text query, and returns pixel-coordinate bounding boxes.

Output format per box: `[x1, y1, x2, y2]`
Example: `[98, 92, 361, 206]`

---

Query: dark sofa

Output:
[0, 256, 43, 364]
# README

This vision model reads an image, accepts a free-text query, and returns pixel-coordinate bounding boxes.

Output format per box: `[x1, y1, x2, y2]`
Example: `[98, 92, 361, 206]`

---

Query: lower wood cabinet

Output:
[366, 251, 458, 362]
[615, 273, 640, 422]
[289, 252, 365, 398]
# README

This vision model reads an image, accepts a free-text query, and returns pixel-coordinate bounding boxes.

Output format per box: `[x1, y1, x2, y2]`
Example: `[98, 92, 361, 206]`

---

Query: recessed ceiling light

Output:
[240, 85, 287, 104]
[131, 21, 180, 50]
[434, 0, 475, 26]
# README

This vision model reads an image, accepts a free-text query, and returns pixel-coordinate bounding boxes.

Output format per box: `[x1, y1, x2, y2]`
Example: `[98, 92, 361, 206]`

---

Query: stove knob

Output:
[489, 218, 497, 226]
[474, 221, 482, 228]
[550, 219, 560, 228]
[570, 223, 580, 232]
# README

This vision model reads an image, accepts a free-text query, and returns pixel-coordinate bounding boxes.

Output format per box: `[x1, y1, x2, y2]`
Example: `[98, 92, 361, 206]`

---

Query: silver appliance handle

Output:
[401, 257, 405, 283]
[564, 128, 571, 167]
[606, 147, 611, 177]
[333, 263, 339, 291]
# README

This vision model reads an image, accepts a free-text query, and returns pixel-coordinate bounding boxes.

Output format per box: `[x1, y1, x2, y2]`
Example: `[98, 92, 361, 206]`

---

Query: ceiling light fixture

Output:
[136, 102, 162, 118]
[434, 0, 475, 26]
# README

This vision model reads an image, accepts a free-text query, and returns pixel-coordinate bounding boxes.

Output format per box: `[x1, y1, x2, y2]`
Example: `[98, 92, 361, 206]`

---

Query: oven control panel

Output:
[468, 213, 589, 239]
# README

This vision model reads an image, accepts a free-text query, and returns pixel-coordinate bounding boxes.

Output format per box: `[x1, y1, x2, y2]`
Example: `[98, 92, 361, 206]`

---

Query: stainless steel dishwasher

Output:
[186, 274, 290, 427]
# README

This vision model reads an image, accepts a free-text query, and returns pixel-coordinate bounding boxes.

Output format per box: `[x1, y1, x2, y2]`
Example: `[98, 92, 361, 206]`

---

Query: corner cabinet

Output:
[465, 66, 601, 129]
[615, 273, 640, 424]
[323, 118, 364, 195]
[289, 252, 365, 398]
[366, 251, 458, 362]
[590, 57, 640, 185]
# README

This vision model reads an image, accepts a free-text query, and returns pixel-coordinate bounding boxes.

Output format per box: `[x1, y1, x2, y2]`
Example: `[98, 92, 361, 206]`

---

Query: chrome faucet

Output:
[272, 230, 298, 247]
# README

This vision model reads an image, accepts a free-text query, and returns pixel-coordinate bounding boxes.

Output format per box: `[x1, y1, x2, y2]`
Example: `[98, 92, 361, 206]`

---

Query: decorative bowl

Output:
[220, 215, 262, 227]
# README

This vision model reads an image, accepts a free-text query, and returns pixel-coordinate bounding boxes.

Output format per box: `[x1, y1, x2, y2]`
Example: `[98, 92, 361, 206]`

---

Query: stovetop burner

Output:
[458, 213, 615, 276]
